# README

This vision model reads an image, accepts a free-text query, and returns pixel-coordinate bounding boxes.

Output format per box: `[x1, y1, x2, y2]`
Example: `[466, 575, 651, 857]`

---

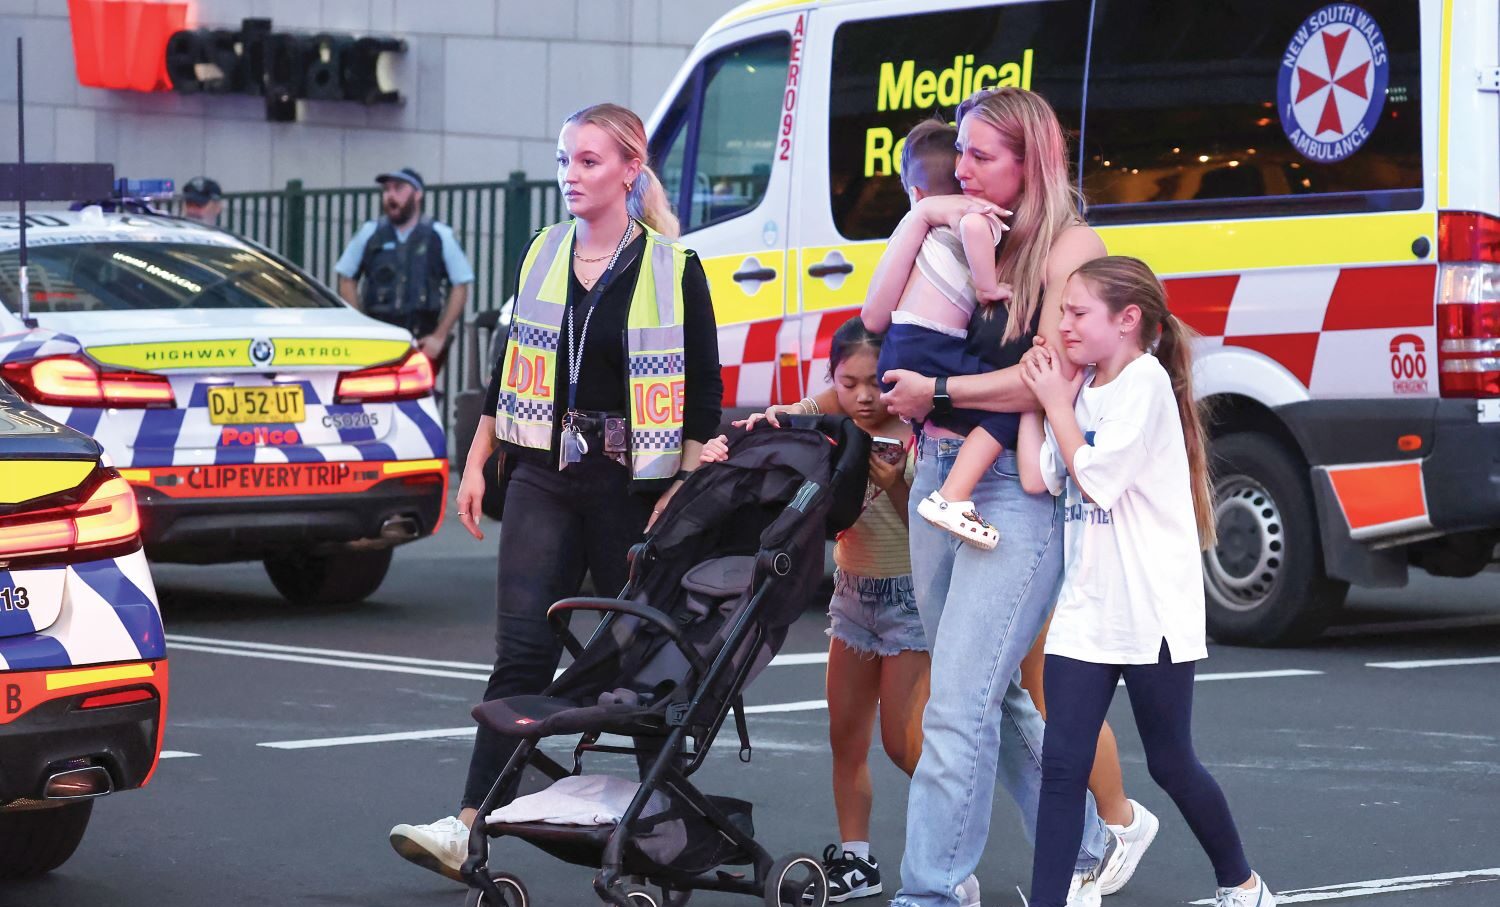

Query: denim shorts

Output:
[827, 569, 930, 657]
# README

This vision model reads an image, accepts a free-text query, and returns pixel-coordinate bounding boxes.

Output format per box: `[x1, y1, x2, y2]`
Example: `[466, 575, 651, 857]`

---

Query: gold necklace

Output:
[573, 223, 632, 263]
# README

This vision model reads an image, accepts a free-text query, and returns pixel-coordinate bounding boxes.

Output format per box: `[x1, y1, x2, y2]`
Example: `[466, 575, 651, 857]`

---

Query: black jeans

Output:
[461, 451, 654, 810]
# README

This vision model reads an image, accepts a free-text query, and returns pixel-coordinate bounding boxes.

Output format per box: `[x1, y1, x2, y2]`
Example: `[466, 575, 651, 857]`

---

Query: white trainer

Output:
[956, 873, 982, 907]
[1215, 873, 1276, 907]
[917, 491, 999, 550]
[389, 815, 471, 882]
[1099, 800, 1158, 895]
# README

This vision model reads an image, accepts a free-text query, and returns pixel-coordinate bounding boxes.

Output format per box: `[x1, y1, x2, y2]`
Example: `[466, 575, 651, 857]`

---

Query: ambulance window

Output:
[650, 35, 792, 234]
[827, 2, 1091, 241]
[1083, 0, 1423, 222]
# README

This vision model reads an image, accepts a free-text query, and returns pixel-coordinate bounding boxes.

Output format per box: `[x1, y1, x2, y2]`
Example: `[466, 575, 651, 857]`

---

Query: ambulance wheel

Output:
[764, 853, 827, 907]
[1204, 432, 1348, 647]
[263, 548, 393, 605]
[0, 801, 93, 879]
[463, 871, 528, 907]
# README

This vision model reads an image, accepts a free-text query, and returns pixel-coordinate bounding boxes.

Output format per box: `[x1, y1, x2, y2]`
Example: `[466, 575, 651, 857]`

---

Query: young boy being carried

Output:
[863, 119, 1012, 550]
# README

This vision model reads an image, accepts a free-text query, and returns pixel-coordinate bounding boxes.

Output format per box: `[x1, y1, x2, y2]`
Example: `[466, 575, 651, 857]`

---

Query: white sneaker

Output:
[389, 815, 470, 882]
[1066, 830, 1116, 907]
[1099, 800, 1158, 895]
[917, 491, 999, 550]
[956, 873, 982, 907]
[1215, 873, 1276, 907]
[1065, 870, 1101, 907]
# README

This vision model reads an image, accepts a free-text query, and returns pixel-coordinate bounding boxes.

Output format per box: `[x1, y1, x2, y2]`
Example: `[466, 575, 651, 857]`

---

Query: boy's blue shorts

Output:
[876, 322, 1020, 446]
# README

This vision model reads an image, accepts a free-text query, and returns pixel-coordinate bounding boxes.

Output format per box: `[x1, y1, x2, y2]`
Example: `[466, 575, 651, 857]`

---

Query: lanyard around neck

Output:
[565, 223, 637, 411]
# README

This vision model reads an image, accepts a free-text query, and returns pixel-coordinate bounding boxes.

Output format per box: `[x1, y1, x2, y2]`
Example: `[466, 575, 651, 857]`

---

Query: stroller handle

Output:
[548, 597, 711, 678]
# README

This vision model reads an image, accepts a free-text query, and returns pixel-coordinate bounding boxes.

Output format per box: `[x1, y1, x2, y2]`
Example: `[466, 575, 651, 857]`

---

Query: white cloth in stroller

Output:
[487, 775, 669, 827]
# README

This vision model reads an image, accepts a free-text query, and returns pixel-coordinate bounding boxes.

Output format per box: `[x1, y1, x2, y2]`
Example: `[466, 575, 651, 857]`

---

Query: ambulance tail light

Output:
[0, 475, 142, 562]
[1436, 211, 1500, 398]
[0, 356, 176, 408]
[334, 351, 434, 403]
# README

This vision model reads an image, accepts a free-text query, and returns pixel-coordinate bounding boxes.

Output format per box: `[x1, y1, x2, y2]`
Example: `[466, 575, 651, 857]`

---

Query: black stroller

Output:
[461, 416, 869, 907]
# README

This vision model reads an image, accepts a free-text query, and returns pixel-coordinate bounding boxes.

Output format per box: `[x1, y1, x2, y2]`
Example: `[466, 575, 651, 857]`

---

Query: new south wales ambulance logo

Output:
[1277, 4, 1389, 164]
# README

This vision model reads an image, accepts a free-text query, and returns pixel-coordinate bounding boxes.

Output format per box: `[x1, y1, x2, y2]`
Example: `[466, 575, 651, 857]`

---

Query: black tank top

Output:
[965, 294, 1044, 370]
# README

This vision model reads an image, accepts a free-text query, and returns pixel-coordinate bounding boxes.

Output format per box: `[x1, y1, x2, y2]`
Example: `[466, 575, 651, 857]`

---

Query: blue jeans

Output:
[893, 436, 1110, 907]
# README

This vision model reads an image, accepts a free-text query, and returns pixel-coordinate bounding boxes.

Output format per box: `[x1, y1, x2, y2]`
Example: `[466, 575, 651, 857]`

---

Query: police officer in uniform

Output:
[388, 103, 722, 882]
[335, 167, 474, 373]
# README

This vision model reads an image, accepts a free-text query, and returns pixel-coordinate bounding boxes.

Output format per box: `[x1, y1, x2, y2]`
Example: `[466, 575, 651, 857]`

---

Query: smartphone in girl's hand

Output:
[870, 436, 906, 465]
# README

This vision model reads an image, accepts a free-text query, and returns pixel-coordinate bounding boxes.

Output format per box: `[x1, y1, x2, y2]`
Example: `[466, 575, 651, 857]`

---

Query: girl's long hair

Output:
[564, 103, 680, 239]
[954, 87, 1083, 345]
[1071, 256, 1217, 548]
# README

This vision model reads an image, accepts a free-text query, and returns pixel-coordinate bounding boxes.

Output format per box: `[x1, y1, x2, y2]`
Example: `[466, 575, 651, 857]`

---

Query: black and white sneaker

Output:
[820, 843, 883, 902]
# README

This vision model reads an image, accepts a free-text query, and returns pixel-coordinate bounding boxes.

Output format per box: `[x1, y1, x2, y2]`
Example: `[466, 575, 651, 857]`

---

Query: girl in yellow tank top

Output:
[700, 317, 927, 901]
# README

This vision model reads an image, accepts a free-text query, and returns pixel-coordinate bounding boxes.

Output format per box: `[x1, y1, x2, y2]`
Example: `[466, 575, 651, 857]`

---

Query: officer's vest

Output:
[494, 220, 688, 482]
[358, 217, 449, 334]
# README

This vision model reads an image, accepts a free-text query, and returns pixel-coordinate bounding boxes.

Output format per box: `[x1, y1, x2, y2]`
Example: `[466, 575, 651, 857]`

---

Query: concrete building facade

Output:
[0, 0, 745, 192]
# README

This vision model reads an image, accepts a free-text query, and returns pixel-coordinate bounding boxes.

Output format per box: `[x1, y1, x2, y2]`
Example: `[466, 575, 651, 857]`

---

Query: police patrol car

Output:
[0, 380, 167, 878]
[0, 209, 447, 604]
[647, 0, 1500, 644]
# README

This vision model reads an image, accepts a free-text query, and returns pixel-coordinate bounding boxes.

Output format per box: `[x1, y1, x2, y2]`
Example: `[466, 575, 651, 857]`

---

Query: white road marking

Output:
[168, 642, 491, 681]
[745, 699, 827, 713]
[167, 634, 490, 671]
[251, 666, 1318, 752]
[159, 750, 199, 759]
[1188, 866, 1500, 904]
[259, 727, 476, 750]
[166, 634, 828, 679]
[1366, 656, 1500, 670]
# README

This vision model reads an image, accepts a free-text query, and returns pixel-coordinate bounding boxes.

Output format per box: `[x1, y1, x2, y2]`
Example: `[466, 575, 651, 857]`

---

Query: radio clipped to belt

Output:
[560, 222, 639, 470]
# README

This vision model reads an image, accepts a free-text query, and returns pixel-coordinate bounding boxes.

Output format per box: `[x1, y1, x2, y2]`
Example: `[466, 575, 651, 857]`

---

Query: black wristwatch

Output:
[931, 376, 954, 417]
[674, 469, 694, 482]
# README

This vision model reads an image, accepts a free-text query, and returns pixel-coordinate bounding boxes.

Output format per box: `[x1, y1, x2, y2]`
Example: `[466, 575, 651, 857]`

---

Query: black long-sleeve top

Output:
[485, 231, 723, 467]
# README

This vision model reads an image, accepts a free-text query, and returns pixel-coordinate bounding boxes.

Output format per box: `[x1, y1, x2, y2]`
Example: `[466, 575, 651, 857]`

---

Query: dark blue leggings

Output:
[1029, 642, 1252, 906]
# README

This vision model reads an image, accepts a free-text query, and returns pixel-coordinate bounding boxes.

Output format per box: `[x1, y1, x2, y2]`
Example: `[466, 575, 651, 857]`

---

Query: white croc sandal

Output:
[917, 491, 1000, 550]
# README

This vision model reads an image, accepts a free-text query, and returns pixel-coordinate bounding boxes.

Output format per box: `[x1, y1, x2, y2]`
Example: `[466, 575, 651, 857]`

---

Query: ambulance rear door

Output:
[792, 0, 1092, 398]
[648, 9, 807, 414]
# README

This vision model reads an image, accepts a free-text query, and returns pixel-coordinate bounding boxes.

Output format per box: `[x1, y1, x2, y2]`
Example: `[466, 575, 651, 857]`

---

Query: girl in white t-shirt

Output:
[1016, 256, 1276, 907]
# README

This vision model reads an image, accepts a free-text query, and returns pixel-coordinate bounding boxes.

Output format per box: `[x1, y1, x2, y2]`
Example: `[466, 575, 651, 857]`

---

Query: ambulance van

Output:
[644, 0, 1500, 645]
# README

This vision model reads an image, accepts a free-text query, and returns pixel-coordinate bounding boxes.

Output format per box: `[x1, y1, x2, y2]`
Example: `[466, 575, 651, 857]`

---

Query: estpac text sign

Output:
[164, 18, 406, 122]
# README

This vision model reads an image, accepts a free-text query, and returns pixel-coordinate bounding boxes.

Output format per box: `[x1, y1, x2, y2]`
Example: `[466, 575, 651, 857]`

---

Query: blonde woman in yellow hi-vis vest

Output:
[389, 103, 722, 880]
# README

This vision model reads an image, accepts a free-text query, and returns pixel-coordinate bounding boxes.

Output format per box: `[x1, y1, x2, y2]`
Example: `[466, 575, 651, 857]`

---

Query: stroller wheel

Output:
[620, 884, 660, 907]
[764, 853, 827, 907]
[463, 871, 528, 907]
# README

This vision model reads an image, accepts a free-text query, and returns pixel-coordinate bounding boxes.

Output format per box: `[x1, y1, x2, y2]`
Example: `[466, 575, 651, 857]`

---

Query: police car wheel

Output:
[263, 548, 394, 605]
[0, 801, 93, 879]
[1203, 432, 1348, 647]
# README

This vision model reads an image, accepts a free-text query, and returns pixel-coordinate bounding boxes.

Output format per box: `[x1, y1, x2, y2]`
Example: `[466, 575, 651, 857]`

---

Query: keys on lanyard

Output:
[559, 415, 588, 467]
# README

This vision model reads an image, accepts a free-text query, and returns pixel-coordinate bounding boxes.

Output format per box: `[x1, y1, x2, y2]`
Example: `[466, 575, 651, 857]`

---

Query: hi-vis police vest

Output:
[494, 220, 688, 482]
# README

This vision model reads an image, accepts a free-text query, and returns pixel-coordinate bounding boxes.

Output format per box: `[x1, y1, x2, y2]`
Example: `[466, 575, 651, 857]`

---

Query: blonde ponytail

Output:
[565, 102, 680, 239]
[630, 165, 680, 239]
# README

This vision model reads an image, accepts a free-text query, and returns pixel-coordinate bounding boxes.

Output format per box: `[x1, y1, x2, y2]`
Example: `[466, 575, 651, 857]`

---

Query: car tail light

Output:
[1436, 211, 1500, 398]
[0, 355, 175, 408]
[334, 350, 434, 403]
[0, 475, 142, 562]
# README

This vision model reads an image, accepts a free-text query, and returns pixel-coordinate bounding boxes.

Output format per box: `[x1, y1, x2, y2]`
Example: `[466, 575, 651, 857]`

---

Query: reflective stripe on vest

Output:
[494, 220, 688, 481]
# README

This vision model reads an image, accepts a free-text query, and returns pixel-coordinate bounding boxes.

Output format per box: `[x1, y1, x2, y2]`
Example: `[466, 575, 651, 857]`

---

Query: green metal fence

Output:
[169, 172, 564, 432]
